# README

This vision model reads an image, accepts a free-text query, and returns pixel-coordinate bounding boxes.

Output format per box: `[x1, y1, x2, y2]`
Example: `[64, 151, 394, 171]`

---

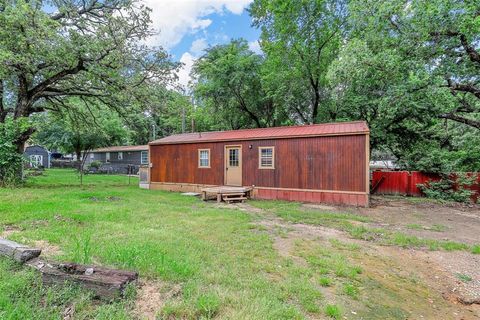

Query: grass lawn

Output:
[0, 170, 345, 319]
[0, 169, 476, 319]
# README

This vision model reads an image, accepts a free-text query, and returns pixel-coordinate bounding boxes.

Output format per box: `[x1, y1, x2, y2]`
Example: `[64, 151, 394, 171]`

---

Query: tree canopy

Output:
[192, 39, 281, 129]
[0, 0, 177, 145]
[190, 0, 480, 172]
[0, 0, 178, 183]
[1, 0, 479, 185]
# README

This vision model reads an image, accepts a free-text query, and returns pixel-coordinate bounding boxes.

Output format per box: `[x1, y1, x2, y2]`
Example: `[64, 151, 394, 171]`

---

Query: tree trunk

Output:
[0, 80, 6, 123]
[13, 130, 32, 182]
[76, 150, 82, 163]
[310, 80, 320, 124]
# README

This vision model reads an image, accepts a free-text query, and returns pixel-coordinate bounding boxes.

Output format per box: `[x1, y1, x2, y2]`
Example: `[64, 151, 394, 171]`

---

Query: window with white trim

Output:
[141, 151, 148, 165]
[90, 153, 94, 159]
[259, 147, 275, 169]
[118, 152, 123, 160]
[106, 152, 110, 163]
[198, 149, 210, 168]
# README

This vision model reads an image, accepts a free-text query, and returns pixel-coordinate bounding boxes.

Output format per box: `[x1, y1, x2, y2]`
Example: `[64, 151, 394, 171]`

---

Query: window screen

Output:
[229, 149, 239, 167]
[259, 147, 274, 168]
[141, 151, 148, 165]
[199, 149, 210, 168]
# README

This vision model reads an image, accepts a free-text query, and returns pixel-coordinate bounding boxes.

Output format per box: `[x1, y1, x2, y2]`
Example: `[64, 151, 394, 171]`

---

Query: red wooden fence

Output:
[371, 171, 480, 201]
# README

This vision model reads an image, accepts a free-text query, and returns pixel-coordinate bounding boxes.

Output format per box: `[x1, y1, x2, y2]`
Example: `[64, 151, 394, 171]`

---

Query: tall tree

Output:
[125, 88, 195, 144]
[0, 0, 177, 182]
[250, 0, 347, 124]
[34, 106, 128, 162]
[192, 39, 281, 129]
[328, 0, 480, 170]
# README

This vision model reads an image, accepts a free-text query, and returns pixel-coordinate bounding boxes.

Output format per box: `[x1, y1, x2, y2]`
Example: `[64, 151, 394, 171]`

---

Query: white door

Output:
[29, 155, 43, 168]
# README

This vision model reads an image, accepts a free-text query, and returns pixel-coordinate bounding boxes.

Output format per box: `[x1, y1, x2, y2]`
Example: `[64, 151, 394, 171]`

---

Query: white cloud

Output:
[190, 38, 208, 56]
[177, 52, 195, 89]
[143, 0, 253, 49]
[248, 40, 262, 54]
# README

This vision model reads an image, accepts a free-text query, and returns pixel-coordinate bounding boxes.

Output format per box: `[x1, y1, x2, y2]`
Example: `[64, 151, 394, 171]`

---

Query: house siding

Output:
[84, 150, 148, 174]
[149, 134, 369, 205]
[24, 146, 50, 168]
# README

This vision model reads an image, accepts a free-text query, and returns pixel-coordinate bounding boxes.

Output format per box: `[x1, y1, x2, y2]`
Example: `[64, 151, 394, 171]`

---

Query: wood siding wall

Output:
[150, 134, 368, 193]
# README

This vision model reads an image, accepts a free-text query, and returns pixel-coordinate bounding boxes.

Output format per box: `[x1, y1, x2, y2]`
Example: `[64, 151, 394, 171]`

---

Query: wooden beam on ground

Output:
[0, 238, 42, 263]
[0, 238, 137, 300]
[27, 260, 138, 300]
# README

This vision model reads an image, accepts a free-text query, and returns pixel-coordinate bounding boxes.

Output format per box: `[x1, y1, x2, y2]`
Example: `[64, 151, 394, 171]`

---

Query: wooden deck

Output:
[201, 186, 253, 203]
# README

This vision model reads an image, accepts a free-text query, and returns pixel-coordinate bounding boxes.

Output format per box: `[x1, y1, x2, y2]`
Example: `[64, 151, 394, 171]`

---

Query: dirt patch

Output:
[62, 304, 75, 320]
[134, 281, 164, 320]
[134, 280, 181, 320]
[233, 200, 480, 318]
[222, 202, 266, 215]
[302, 203, 337, 211]
[355, 245, 480, 319]
[54, 214, 74, 223]
[34, 240, 63, 257]
[411, 250, 480, 306]
[0, 225, 22, 238]
[89, 196, 122, 202]
[340, 196, 480, 245]
[30, 220, 50, 228]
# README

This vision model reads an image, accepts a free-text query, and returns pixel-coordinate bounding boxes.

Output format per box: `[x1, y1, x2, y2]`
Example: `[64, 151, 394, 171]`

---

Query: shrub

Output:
[0, 118, 30, 187]
[88, 160, 102, 170]
[417, 173, 476, 203]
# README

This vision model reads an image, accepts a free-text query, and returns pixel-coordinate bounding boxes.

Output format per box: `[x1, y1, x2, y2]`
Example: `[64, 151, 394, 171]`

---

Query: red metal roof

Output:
[92, 145, 148, 152]
[149, 121, 369, 145]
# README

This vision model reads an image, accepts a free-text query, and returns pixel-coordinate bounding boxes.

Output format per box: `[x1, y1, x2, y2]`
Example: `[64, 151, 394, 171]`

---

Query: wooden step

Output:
[223, 195, 247, 203]
[223, 195, 247, 200]
[222, 192, 245, 197]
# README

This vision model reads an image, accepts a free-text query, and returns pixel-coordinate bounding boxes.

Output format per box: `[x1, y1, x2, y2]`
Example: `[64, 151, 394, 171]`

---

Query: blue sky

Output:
[169, 10, 260, 60]
[142, 0, 260, 87]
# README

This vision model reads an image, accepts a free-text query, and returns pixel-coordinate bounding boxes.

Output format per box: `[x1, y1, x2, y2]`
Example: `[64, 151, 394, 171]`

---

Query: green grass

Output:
[430, 224, 447, 232]
[471, 244, 480, 254]
[406, 223, 447, 232]
[406, 223, 423, 230]
[0, 170, 474, 319]
[0, 170, 328, 319]
[0, 258, 133, 319]
[456, 273, 473, 283]
[324, 304, 341, 319]
[318, 277, 332, 287]
[343, 282, 360, 299]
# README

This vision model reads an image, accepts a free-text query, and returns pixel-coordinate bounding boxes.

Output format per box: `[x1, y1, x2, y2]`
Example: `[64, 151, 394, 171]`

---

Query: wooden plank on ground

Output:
[28, 259, 138, 300]
[0, 238, 137, 300]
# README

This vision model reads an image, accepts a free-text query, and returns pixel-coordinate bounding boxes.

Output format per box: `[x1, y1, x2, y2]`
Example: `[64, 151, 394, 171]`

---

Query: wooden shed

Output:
[147, 121, 370, 206]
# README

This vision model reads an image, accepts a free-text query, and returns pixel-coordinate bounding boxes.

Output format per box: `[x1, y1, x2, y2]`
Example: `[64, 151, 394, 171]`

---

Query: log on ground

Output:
[28, 259, 138, 300]
[0, 238, 42, 263]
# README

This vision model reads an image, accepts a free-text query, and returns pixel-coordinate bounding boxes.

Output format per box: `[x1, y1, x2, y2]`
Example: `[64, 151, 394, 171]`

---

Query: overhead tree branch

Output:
[446, 80, 480, 99]
[50, 0, 121, 21]
[438, 113, 480, 129]
[28, 59, 86, 102]
[459, 34, 480, 65]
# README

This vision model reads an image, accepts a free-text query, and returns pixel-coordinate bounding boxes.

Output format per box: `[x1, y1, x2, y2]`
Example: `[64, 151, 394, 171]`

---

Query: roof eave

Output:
[148, 130, 369, 146]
